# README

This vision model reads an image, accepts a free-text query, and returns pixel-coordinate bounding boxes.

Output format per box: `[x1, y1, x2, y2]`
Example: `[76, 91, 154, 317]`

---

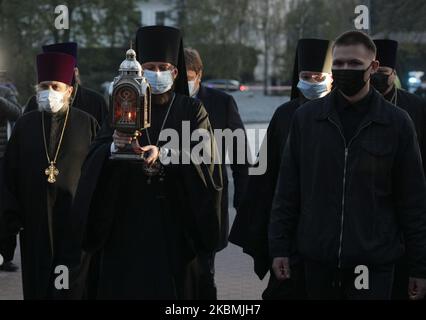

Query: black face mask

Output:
[371, 72, 392, 94]
[332, 64, 372, 97]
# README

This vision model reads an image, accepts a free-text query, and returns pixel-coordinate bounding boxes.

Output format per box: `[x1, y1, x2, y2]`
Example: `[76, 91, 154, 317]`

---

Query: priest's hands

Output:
[272, 257, 291, 281]
[408, 277, 426, 300]
[130, 135, 160, 165]
[112, 130, 134, 149]
[112, 130, 159, 165]
[139, 145, 160, 165]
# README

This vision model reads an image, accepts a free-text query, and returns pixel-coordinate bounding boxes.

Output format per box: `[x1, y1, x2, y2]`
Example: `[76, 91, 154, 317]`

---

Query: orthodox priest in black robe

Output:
[24, 42, 108, 125]
[229, 39, 333, 299]
[73, 26, 222, 300]
[371, 39, 426, 300]
[372, 39, 426, 174]
[0, 52, 99, 299]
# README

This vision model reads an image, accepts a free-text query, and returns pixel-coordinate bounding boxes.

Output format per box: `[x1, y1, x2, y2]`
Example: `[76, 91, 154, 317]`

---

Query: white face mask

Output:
[188, 80, 199, 97]
[297, 77, 331, 100]
[143, 69, 174, 94]
[37, 88, 67, 113]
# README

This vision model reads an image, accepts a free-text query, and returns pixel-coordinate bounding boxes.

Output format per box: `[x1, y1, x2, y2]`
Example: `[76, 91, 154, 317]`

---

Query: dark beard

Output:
[151, 89, 174, 106]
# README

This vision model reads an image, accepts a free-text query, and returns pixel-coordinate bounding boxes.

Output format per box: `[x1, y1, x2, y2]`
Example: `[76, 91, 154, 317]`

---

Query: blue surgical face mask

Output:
[143, 69, 174, 94]
[297, 78, 330, 100]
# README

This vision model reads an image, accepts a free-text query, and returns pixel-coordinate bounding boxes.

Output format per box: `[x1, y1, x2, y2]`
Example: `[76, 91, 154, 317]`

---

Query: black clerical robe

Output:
[385, 88, 426, 173]
[25, 84, 108, 125]
[229, 97, 306, 299]
[73, 93, 222, 300]
[230, 98, 304, 274]
[0, 108, 98, 299]
[196, 85, 249, 251]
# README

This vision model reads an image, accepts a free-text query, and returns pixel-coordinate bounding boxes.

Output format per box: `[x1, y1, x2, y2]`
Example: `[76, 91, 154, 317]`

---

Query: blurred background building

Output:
[0, 0, 425, 102]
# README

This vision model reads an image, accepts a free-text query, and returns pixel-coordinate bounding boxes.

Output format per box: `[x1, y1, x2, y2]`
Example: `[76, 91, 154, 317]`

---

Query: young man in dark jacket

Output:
[269, 30, 426, 300]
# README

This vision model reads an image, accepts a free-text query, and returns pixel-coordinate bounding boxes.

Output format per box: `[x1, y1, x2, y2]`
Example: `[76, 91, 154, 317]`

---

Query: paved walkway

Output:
[0, 244, 22, 300]
[216, 210, 269, 300]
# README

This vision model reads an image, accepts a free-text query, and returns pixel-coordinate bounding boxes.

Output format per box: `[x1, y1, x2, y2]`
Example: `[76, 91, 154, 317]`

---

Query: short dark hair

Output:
[184, 48, 203, 73]
[333, 30, 377, 56]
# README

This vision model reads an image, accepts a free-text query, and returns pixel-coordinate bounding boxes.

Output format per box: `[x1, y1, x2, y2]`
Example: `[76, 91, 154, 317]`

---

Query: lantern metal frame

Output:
[109, 48, 151, 160]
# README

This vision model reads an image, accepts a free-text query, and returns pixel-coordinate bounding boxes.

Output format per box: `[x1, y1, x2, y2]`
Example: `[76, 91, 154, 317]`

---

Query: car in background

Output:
[415, 83, 426, 100]
[407, 71, 424, 93]
[203, 79, 247, 92]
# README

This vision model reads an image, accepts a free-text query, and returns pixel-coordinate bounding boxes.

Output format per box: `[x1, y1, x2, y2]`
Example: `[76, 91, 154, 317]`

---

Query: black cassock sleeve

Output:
[180, 100, 222, 253]
[268, 112, 301, 259]
[229, 99, 301, 279]
[226, 95, 250, 209]
[228, 118, 274, 254]
[228, 106, 284, 279]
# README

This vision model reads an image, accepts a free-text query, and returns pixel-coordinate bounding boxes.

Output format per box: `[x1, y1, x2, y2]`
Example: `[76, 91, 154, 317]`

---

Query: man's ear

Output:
[371, 60, 380, 74]
[172, 68, 178, 80]
[67, 85, 74, 97]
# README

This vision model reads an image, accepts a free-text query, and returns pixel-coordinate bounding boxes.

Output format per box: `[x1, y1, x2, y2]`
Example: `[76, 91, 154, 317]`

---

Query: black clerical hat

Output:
[43, 42, 78, 61]
[135, 26, 189, 96]
[373, 39, 398, 69]
[290, 39, 332, 99]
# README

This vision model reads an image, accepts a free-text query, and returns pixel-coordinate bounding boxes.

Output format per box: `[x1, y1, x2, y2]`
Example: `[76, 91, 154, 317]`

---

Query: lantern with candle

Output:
[109, 46, 151, 160]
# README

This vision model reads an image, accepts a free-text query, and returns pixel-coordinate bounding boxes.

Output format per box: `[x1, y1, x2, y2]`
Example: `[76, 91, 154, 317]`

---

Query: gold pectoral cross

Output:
[45, 162, 59, 184]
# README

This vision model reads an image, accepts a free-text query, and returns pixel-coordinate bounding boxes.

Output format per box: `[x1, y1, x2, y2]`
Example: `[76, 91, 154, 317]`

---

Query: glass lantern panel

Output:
[113, 86, 138, 125]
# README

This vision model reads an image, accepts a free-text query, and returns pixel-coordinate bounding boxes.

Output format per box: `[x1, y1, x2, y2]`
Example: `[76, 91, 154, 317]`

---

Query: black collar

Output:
[316, 88, 391, 126]
[336, 87, 373, 110]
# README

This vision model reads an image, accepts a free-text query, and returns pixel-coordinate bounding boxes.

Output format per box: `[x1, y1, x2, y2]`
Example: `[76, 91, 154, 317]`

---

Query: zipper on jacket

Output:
[327, 117, 372, 268]
[337, 147, 348, 269]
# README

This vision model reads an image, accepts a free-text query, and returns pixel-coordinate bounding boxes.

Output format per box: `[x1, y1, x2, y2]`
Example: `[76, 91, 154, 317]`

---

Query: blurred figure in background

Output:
[0, 69, 22, 272]
[229, 39, 333, 299]
[184, 48, 249, 299]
